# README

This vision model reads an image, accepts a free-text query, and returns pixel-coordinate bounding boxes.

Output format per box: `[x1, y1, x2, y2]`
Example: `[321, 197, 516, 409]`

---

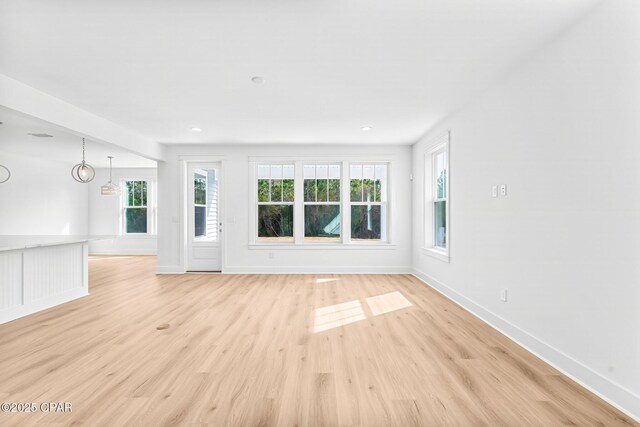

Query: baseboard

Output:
[411, 268, 640, 422]
[156, 265, 185, 274]
[89, 250, 157, 255]
[156, 265, 412, 275]
[222, 266, 413, 274]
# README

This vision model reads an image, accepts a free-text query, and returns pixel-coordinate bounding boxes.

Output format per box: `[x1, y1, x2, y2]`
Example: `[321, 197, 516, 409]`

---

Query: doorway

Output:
[186, 162, 222, 271]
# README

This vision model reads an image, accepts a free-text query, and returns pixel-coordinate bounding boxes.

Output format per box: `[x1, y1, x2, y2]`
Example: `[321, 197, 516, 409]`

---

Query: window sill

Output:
[119, 234, 157, 239]
[421, 247, 450, 263]
[249, 243, 396, 250]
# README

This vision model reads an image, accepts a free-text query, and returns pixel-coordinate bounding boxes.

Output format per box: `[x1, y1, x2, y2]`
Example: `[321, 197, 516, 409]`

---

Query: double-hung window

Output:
[349, 164, 388, 241]
[432, 148, 448, 249]
[252, 160, 391, 245]
[123, 180, 150, 234]
[257, 164, 295, 242]
[303, 164, 341, 242]
[424, 131, 450, 260]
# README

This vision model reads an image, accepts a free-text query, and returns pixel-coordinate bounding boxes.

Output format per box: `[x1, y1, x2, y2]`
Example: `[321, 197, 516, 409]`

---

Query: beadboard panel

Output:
[24, 244, 84, 302]
[0, 252, 23, 310]
[0, 242, 88, 325]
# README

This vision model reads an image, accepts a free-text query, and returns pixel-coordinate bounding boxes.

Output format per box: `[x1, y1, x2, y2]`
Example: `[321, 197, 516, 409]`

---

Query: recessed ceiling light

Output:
[28, 132, 54, 137]
[191, 127, 202, 132]
[361, 126, 372, 131]
[251, 76, 265, 84]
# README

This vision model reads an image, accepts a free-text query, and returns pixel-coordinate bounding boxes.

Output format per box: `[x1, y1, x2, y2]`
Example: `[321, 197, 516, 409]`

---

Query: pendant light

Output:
[101, 156, 120, 195]
[71, 137, 95, 183]
[0, 164, 10, 183]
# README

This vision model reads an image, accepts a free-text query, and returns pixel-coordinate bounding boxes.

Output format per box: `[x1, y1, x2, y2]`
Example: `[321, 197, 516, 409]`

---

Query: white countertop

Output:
[0, 235, 115, 252]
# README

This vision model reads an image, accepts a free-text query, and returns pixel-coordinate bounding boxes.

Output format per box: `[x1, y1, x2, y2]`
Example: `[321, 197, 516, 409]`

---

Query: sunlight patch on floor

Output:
[313, 299, 366, 333]
[365, 291, 413, 316]
[315, 278, 340, 283]
[313, 291, 413, 333]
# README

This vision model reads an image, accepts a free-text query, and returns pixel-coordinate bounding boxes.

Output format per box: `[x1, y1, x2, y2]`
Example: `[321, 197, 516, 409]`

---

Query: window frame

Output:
[256, 163, 296, 243]
[302, 163, 342, 243]
[348, 163, 389, 243]
[422, 131, 450, 262]
[121, 178, 156, 236]
[249, 158, 394, 248]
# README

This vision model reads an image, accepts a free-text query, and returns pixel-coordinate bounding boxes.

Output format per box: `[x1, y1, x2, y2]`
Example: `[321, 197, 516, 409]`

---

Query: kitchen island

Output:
[0, 236, 109, 324]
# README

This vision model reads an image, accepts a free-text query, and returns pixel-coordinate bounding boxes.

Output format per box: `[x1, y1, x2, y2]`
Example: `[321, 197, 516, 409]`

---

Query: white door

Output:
[187, 162, 222, 271]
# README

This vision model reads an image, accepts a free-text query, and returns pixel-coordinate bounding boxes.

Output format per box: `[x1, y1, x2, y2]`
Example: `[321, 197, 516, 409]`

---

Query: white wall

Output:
[0, 151, 88, 235]
[88, 167, 157, 254]
[157, 144, 412, 273]
[412, 0, 640, 419]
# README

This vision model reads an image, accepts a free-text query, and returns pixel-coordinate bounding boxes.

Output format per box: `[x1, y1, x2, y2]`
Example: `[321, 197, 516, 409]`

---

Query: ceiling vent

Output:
[27, 133, 54, 138]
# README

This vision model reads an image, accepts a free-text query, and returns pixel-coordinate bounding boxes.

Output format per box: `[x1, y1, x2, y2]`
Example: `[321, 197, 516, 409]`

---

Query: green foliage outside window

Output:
[258, 179, 269, 202]
[126, 181, 147, 206]
[350, 179, 381, 202]
[436, 170, 446, 199]
[304, 205, 340, 238]
[258, 205, 293, 238]
[351, 205, 381, 240]
[257, 165, 294, 239]
[125, 180, 148, 234]
[282, 179, 294, 202]
[304, 179, 316, 202]
[194, 174, 206, 204]
[259, 178, 295, 203]
[126, 208, 147, 233]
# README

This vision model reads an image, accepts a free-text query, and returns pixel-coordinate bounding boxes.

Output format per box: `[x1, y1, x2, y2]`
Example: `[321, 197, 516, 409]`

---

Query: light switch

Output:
[492, 185, 498, 198]
[500, 184, 507, 196]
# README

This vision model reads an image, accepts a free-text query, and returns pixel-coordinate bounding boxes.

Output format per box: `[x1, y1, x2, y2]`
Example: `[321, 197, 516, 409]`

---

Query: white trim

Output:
[411, 268, 640, 423]
[249, 158, 394, 247]
[224, 266, 412, 274]
[180, 159, 227, 273]
[248, 154, 397, 162]
[156, 265, 185, 274]
[120, 177, 157, 236]
[89, 250, 157, 255]
[0, 74, 164, 161]
[116, 234, 157, 240]
[421, 247, 450, 262]
[248, 243, 397, 250]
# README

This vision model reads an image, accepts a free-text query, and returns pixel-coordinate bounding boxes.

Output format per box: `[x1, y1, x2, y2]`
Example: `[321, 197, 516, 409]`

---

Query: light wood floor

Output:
[0, 256, 636, 426]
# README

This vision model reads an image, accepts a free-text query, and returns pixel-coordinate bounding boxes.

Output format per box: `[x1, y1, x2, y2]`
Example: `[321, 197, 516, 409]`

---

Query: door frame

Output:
[179, 156, 227, 273]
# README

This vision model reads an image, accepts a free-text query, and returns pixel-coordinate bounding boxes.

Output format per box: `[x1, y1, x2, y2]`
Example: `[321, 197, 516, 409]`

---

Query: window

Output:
[193, 169, 218, 240]
[257, 164, 294, 242]
[252, 160, 392, 246]
[194, 173, 207, 237]
[350, 164, 388, 241]
[123, 180, 149, 234]
[433, 148, 447, 249]
[304, 164, 341, 242]
[424, 131, 449, 260]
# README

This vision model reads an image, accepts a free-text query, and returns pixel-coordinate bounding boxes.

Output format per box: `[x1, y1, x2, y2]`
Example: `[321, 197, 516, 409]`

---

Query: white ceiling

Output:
[0, 0, 599, 145]
[0, 107, 157, 168]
